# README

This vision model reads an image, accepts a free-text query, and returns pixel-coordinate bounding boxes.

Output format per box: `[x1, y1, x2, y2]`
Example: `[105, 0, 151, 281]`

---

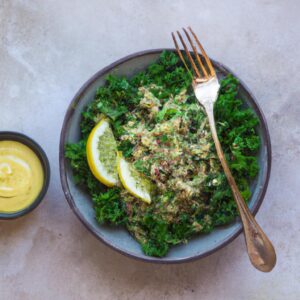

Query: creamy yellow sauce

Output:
[0, 141, 44, 213]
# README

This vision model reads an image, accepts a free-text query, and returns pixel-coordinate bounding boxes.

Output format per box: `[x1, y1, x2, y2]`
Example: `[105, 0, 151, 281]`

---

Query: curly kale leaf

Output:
[215, 74, 260, 180]
[65, 141, 103, 194]
[139, 213, 170, 257]
[93, 188, 127, 225]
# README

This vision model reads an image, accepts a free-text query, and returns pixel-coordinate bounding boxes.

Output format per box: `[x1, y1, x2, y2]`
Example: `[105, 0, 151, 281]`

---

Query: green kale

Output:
[139, 213, 170, 257]
[215, 74, 260, 181]
[118, 140, 135, 158]
[155, 107, 183, 122]
[93, 188, 127, 225]
[65, 141, 103, 195]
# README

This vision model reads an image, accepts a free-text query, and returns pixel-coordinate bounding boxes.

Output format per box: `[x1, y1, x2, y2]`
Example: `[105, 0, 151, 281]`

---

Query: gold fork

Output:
[172, 27, 276, 272]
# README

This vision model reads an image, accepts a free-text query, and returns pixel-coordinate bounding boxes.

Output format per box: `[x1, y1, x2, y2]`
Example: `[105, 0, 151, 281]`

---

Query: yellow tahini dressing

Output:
[0, 141, 44, 213]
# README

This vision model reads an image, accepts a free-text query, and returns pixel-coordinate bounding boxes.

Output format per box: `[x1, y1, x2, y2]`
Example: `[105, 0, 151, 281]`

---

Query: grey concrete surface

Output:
[0, 0, 299, 299]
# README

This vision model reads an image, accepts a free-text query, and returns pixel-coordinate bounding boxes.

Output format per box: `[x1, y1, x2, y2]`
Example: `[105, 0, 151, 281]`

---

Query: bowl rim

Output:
[0, 131, 50, 220]
[59, 48, 272, 264]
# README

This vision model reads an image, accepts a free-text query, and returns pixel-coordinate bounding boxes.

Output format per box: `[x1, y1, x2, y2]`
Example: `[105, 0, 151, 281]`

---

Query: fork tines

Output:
[172, 27, 215, 80]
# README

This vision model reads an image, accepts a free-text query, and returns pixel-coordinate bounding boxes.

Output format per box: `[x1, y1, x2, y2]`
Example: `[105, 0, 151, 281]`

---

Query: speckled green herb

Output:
[97, 126, 117, 178]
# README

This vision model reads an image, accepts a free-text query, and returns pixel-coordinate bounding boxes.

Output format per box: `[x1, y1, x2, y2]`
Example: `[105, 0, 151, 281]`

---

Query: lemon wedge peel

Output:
[86, 118, 119, 187]
[117, 151, 152, 204]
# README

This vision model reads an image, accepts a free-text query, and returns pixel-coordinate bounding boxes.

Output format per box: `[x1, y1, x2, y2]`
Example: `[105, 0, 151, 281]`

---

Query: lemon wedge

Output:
[86, 119, 119, 187]
[117, 152, 152, 204]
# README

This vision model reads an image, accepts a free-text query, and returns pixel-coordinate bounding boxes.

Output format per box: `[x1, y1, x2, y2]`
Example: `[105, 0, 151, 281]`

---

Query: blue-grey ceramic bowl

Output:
[0, 131, 50, 220]
[59, 49, 271, 263]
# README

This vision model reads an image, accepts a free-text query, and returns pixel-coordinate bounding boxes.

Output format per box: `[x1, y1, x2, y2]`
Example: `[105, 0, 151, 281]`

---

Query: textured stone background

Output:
[0, 1, 299, 299]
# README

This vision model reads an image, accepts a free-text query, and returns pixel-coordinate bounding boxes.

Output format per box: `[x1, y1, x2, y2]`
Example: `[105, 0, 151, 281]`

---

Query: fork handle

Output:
[204, 102, 276, 272]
